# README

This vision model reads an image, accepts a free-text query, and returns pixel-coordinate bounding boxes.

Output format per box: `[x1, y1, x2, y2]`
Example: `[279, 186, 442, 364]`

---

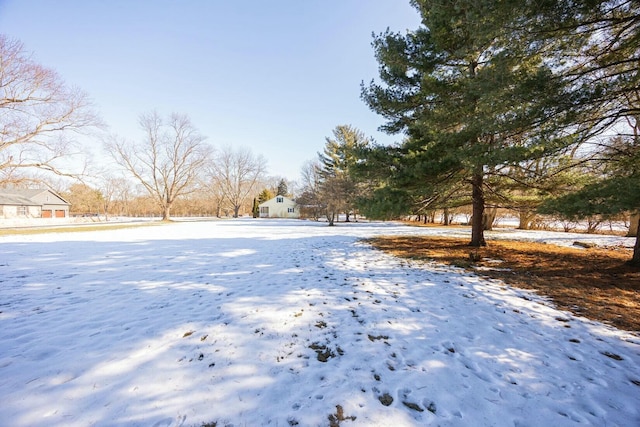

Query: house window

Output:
[276, 197, 283, 203]
[17, 206, 27, 216]
[287, 208, 295, 213]
[260, 207, 269, 214]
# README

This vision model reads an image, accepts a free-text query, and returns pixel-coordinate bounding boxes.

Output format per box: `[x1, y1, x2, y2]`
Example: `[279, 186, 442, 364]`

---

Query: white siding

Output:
[258, 196, 299, 218]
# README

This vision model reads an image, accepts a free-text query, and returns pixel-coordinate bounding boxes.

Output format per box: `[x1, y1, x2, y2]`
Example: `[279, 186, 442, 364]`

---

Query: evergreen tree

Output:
[276, 179, 288, 197]
[354, 140, 469, 221]
[488, 154, 593, 229]
[318, 125, 372, 223]
[532, 0, 640, 264]
[540, 134, 640, 265]
[252, 197, 259, 218]
[362, 0, 587, 246]
[257, 188, 274, 204]
[527, 0, 639, 136]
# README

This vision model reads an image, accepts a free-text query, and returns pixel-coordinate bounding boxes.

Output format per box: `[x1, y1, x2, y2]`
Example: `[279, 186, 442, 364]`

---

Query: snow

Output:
[0, 219, 638, 427]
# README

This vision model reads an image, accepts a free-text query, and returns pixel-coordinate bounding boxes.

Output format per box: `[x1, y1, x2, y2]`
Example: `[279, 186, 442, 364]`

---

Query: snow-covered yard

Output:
[1, 219, 638, 426]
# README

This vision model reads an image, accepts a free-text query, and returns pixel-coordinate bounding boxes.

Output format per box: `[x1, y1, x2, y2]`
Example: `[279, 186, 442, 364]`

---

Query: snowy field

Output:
[0, 219, 638, 427]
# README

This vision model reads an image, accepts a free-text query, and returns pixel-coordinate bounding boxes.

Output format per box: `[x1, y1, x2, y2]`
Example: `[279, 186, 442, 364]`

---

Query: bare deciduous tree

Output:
[94, 175, 133, 220]
[210, 145, 267, 218]
[207, 177, 228, 217]
[107, 111, 211, 220]
[0, 35, 99, 185]
[296, 159, 324, 220]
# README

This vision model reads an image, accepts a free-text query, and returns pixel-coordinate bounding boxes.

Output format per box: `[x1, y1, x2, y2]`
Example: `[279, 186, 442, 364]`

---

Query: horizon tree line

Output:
[1, 0, 638, 264]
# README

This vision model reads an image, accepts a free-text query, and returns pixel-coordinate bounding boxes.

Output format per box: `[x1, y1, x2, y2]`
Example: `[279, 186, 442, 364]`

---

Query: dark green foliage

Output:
[539, 174, 640, 221]
[539, 134, 640, 264]
[276, 179, 288, 197]
[317, 125, 372, 223]
[257, 188, 274, 204]
[354, 139, 471, 220]
[357, 187, 413, 220]
[252, 197, 259, 218]
[540, 174, 640, 266]
[360, 0, 639, 254]
[362, 0, 583, 245]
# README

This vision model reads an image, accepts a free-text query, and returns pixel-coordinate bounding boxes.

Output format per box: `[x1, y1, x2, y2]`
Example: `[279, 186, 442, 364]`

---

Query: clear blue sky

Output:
[0, 1, 420, 181]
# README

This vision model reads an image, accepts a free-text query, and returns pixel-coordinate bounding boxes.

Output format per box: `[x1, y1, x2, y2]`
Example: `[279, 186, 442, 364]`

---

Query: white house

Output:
[258, 195, 299, 219]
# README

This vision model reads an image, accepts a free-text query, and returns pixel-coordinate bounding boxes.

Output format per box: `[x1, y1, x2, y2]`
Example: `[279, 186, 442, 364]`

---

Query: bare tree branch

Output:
[209, 145, 267, 218]
[0, 35, 100, 185]
[106, 111, 212, 220]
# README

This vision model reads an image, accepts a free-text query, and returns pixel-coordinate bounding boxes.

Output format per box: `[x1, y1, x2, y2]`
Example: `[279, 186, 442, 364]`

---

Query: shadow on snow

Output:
[0, 219, 638, 426]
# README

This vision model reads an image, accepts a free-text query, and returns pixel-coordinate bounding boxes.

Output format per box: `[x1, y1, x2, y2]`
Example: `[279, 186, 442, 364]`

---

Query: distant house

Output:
[0, 189, 70, 219]
[258, 195, 300, 219]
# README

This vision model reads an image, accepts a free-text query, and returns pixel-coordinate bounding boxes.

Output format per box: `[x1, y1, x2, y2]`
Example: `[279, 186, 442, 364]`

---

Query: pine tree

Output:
[251, 197, 259, 218]
[318, 125, 372, 223]
[532, 0, 640, 264]
[276, 179, 288, 197]
[362, 0, 581, 245]
[540, 135, 640, 265]
[257, 188, 274, 204]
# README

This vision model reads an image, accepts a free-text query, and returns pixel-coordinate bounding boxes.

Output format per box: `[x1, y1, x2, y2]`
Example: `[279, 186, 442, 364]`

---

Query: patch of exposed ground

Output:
[367, 235, 640, 332]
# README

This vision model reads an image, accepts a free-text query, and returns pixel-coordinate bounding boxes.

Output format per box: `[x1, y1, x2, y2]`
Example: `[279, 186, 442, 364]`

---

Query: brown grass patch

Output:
[367, 235, 640, 333]
[0, 222, 163, 236]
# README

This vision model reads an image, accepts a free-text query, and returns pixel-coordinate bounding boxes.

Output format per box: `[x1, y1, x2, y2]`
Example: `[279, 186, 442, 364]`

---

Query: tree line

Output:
[103, 111, 270, 220]
[0, 34, 281, 220]
[300, 1, 639, 265]
[1, 0, 639, 265]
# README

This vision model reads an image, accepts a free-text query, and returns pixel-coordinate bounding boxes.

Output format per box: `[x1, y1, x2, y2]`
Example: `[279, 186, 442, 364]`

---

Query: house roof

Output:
[258, 195, 298, 207]
[0, 193, 40, 206]
[0, 189, 70, 206]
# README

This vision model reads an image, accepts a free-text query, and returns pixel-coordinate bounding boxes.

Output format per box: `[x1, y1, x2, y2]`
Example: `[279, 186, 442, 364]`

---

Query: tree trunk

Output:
[586, 216, 601, 234]
[233, 205, 240, 218]
[629, 215, 640, 266]
[518, 209, 536, 230]
[327, 211, 335, 226]
[345, 211, 351, 222]
[443, 207, 450, 225]
[628, 212, 639, 237]
[470, 172, 486, 247]
[483, 207, 497, 231]
[162, 204, 171, 221]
